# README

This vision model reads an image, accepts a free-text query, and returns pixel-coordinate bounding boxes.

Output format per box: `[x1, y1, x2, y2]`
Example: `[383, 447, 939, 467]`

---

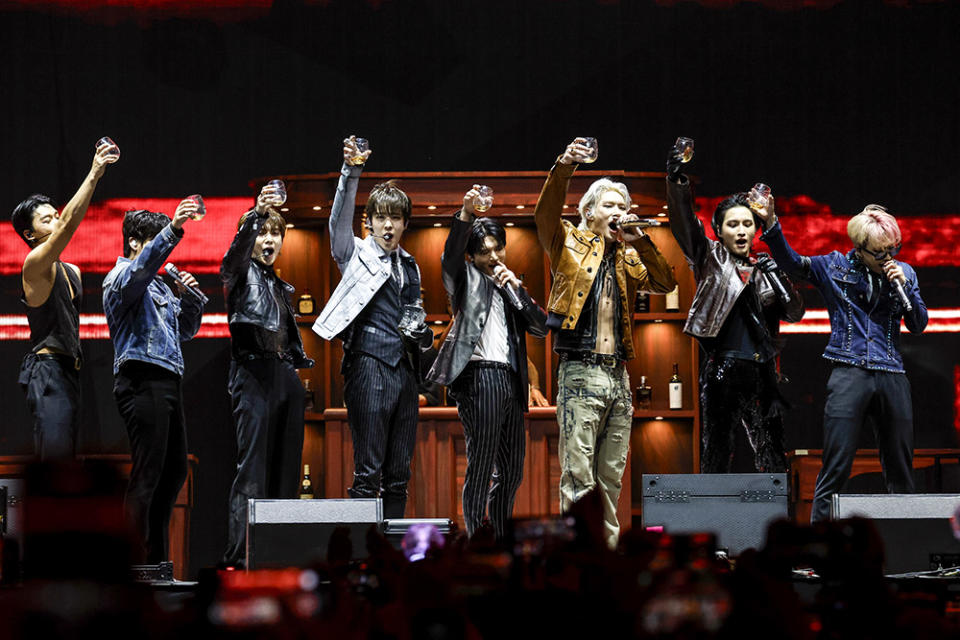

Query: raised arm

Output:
[887, 261, 928, 334]
[329, 136, 369, 267]
[221, 183, 282, 290]
[664, 146, 710, 269]
[107, 201, 194, 313]
[534, 139, 592, 261]
[441, 188, 480, 312]
[22, 142, 116, 301]
[757, 199, 817, 285]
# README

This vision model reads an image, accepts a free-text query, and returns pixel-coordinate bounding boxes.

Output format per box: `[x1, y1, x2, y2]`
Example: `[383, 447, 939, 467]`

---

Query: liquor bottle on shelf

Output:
[303, 378, 315, 412]
[665, 268, 680, 312]
[299, 464, 314, 499]
[634, 290, 650, 313]
[668, 363, 682, 410]
[635, 376, 652, 409]
[298, 290, 316, 315]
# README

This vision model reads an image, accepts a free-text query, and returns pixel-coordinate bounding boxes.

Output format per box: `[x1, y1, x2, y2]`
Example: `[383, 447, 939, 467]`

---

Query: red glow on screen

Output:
[2, 197, 253, 276]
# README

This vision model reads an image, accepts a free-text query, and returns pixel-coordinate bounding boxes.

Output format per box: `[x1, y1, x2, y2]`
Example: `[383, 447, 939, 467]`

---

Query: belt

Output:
[465, 360, 512, 371]
[237, 351, 293, 363]
[36, 352, 82, 371]
[559, 351, 623, 369]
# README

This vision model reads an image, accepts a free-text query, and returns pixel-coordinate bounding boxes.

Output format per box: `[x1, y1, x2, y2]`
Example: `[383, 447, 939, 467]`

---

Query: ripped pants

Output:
[557, 360, 632, 549]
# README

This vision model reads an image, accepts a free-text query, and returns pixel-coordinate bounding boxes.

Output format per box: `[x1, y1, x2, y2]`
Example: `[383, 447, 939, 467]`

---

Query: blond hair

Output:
[847, 204, 901, 249]
[577, 178, 631, 229]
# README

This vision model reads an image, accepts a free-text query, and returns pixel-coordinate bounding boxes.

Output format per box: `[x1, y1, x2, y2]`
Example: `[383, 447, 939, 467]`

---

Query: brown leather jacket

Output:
[665, 175, 804, 339]
[534, 162, 677, 359]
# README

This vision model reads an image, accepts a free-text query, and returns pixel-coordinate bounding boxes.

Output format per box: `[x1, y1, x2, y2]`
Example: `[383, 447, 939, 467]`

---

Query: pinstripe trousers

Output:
[450, 362, 525, 538]
[342, 352, 419, 519]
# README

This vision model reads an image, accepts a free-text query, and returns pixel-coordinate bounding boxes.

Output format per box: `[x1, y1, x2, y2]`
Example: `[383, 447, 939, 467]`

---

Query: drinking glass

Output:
[473, 185, 493, 212]
[187, 194, 206, 221]
[399, 303, 427, 337]
[581, 137, 598, 163]
[265, 179, 287, 206]
[674, 137, 694, 163]
[748, 183, 771, 211]
[348, 137, 370, 166]
[97, 136, 121, 162]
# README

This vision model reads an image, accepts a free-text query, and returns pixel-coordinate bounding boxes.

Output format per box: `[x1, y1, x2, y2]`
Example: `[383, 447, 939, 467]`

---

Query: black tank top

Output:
[24, 262, 82, 363]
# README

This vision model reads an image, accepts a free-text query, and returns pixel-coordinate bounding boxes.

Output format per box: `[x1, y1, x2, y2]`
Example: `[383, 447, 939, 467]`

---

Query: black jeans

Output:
[19, 353, 80, 460]
[700, 356, 787, 474]
[224, 357, 305, 566]
[342, 353, 418, 520]
[811, 364, 914, 523]
[114, 361, 188, 564]
[451, 362, 525, 539]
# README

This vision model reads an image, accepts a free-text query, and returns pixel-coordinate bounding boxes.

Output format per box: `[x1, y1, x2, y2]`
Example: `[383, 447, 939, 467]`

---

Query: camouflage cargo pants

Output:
[556, 360, 633, 548]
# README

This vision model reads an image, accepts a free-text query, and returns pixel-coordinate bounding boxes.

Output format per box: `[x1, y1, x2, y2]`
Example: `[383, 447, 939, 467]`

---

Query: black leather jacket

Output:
[427, 215, 548, 410]
[666, 175, 804, 339]
[220, 209, 313, 368]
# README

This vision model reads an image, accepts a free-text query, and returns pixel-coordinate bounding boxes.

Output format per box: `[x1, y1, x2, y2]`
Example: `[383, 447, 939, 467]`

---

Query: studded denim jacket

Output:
[762, 221, 927, 373]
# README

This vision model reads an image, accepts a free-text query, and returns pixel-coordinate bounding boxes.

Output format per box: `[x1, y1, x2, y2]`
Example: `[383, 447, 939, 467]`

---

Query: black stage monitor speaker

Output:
[383, 518, 455, 553]
[831, 493, 960, 574]
[642, 473, 788, 556]
[246, 498, 381, 569]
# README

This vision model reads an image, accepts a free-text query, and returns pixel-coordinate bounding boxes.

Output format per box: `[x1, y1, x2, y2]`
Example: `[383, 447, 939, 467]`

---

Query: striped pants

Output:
[451, 362, 525, 538]
[343, 353, 419, 519]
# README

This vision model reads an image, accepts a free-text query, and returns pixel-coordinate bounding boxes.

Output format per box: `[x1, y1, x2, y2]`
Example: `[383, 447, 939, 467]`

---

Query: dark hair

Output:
[237, 210, 287, 238]
[466, 217, 506, 256]
[11, 194, 55, 247]
[365, 180, 411, 224]
[122, 210, 170, 258]
[711, 193, 761, 238]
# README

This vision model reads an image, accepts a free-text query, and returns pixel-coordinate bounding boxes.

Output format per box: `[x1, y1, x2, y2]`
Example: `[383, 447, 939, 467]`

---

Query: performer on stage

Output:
[665, 148, 804, 474]
[222, 183, 314, 567]
[759, 203, 927, 522]
[11, 140, 117, 460]
[535, 138, 676, 548]
[314, 137, 432, 519]
[103, 205, 205, 564]
[427, 188, 548, 538]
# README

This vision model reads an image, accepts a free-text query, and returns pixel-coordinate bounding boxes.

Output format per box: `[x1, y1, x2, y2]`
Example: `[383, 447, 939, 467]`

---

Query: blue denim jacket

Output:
[103, 224, 204, 376]
[762, 221, 927, 373]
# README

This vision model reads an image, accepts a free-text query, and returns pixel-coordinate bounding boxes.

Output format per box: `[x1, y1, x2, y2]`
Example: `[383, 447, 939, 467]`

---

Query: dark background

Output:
[1, 0, 958, 576]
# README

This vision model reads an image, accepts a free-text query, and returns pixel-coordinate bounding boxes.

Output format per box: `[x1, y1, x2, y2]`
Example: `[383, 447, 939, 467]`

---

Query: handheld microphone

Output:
[755, 254, 791, 306]
[165, 263, 209, 304]
[493, 265, 525, 310]
[613, 219, 666, 229]
[500, 282, 525, 311]
[884, 263, 913, 312]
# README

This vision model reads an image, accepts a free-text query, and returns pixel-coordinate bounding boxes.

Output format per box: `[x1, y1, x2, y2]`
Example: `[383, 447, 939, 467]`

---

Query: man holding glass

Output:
[664, 147, 805, 474]
[427, 187, 548, 538]
[314, 137, 432, 520]
[758, 203, 927, 523]
[11, 140, 118, 460]
[221, 182, 314, 567]
[103, 203, 205, 564]
[534, 138, 676, 548]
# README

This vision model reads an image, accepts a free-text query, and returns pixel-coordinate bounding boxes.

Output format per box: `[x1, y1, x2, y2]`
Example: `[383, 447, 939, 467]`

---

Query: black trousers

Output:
[700, 356, 787, 474]
[114, 361, 188, 564]
[811, 364, 914, 523]
[19, 353, 80, 460]
[450, 362, 525, 539]
[342, 353, 418, 519]
[224, 357, 305, 566]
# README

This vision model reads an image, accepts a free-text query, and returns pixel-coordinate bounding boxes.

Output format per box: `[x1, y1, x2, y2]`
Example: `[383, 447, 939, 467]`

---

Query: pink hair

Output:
[847, 205, 901, 248]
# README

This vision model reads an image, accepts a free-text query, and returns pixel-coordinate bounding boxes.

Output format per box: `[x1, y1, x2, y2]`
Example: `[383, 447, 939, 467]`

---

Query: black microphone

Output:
[755, 254, 791, 306]
[165, 263, 209, 304]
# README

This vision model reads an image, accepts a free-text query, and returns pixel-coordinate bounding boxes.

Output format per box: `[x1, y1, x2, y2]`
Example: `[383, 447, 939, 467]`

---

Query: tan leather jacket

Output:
[534, 162, 677, 359]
